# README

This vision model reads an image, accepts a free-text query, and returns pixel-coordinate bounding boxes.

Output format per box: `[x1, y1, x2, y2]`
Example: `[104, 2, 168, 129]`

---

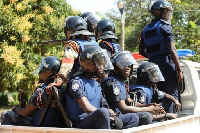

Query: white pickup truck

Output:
[1, 50, 200, 133]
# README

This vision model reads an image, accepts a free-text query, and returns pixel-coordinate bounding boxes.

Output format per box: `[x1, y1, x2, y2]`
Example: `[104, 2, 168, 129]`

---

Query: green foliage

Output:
[106, 0, 200, 62]
[0, 92, 8, 106]
[11, 91, 18, 101]
[0, 0, 80, 93]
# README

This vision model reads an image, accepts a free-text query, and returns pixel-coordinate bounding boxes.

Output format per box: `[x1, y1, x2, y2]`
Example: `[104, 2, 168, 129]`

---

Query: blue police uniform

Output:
[101, 76, 152, 127]
[99, 39, 122, 57]
[129, 85, 166, 105]
[140, 19, 178, 113]
[31, 85, 62, 126]
[69, 39, 98, 78]
[1, 78, 64, 127]
[65, 76, 111, 129]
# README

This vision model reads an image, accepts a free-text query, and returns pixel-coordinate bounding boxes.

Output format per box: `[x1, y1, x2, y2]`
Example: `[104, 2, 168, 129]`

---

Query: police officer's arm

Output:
[13, 88, 48, 117]
[57, 40, 79, 83]
[155, 88, 181, 111]
[139, 31, 148, 58]
[77, 97, 97, 114]
[167, 42, 183, 82]
[115, 98, 164, 115]
[163, 25, 183, 82]
[164, 93, 181, 111]
[153, 113, 178, 121]
[102, 80, 164, 115]
[12, 104, 37, 117]
[68, 79, 97, 114]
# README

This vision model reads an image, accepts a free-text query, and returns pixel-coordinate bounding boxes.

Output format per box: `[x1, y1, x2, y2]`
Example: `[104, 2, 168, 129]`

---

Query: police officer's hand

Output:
[149, 105, 166, 115]
[148, 103, 165, 111]
[108, 109, 116, 116]
[166, 113, 178, 120]
[46, 83, 57, 94]
[178, 71, 184, 82]
[110, 116, 123, 130]
[174, 100, 182, 112]
[148, 103, 161, 107]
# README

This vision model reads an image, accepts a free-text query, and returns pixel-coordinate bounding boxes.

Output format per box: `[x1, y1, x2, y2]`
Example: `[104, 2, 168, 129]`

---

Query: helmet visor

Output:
[32, 58, 49, 75]
[92, 49, 114, 71]
[145, 65, 165, 83]
[113, 51, 138, 69]
[163, 8, 173, 23]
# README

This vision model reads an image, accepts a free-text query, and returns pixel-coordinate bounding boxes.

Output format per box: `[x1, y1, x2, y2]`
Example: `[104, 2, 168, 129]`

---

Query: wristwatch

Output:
[165, 113, 169, 121]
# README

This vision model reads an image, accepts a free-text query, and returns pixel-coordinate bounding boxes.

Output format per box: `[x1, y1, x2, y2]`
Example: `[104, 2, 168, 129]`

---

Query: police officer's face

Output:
[38, 70, 53, 83]
[98, 31, 102, 37]
[66, 31, 72, 39]
[120, 65, 132, 78]
[96, 65, 104, 76]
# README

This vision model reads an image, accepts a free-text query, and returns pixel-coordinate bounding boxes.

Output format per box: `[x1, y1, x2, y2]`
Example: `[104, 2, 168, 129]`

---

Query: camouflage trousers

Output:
[1, 111, 32, 126]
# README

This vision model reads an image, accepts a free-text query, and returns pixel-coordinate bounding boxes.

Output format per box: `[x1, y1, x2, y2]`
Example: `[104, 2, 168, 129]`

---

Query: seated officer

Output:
[101, 51, 166, 126]
[65, 46, 139, 129]
[129, 62, 181, 120]
[1, 56, 65, 127]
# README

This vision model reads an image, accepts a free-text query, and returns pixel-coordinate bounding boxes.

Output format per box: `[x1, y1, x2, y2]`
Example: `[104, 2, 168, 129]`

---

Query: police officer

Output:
[1, 56, 64, 127]
[129, 62, 181, 121]
[58, 16, 98, 83]
[96, 19, 122, 58]
[65, 46, 139, 129]
[139, 0, 184, 113]
[101, 51, 166, 126]
[81, 12, 100, 36]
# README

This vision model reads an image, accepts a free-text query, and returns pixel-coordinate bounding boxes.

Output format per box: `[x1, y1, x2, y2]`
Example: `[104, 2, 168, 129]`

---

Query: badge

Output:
[113, 85, 120, 95]
[72, 83, 79, 92]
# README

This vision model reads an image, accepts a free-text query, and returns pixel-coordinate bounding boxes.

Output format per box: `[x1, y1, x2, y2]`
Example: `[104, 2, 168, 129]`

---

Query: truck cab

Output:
[178, 60, 200, 117]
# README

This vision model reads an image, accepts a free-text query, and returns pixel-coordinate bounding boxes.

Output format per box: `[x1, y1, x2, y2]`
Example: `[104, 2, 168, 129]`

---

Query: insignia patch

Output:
[72, 83, 79, 92]
[113, 85, 120, 95]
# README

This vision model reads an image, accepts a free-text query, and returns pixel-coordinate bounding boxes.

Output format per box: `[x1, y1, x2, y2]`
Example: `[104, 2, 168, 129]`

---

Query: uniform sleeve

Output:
[154, 87, 166, 100]
[58, 40, 79, 82]
[100, 96, 110, 108]
[160, 24, 175, 43]
[101, 79, 124, 103]
[28, 87, 46, 106]
[67, 78, 86, 100]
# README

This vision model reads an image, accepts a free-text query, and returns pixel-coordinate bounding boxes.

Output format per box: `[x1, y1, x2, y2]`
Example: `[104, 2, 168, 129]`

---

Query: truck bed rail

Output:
[1, 114, 200, 133]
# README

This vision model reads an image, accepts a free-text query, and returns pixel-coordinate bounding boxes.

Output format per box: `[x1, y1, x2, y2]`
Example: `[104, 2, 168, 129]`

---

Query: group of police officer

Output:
[1, 0, 182, 130]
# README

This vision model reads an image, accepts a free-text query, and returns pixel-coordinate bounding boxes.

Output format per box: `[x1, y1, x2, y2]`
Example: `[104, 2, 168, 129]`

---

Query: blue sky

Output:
[66, 0, 119, 14]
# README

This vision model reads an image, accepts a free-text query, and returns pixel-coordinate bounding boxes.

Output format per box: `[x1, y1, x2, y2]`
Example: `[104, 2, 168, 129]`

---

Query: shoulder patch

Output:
[71, 79, 81, 92]
[113, 84, 120, 95]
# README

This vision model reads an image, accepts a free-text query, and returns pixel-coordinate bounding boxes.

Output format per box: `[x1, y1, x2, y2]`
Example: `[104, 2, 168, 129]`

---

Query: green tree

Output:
[0, 0, 80, 92]
[106, 0, 200, 62]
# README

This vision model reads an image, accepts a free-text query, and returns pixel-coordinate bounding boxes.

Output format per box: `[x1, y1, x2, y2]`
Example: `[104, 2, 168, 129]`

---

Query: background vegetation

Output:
[0, 0, 199, 102]
[0, 0, 80, 96]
